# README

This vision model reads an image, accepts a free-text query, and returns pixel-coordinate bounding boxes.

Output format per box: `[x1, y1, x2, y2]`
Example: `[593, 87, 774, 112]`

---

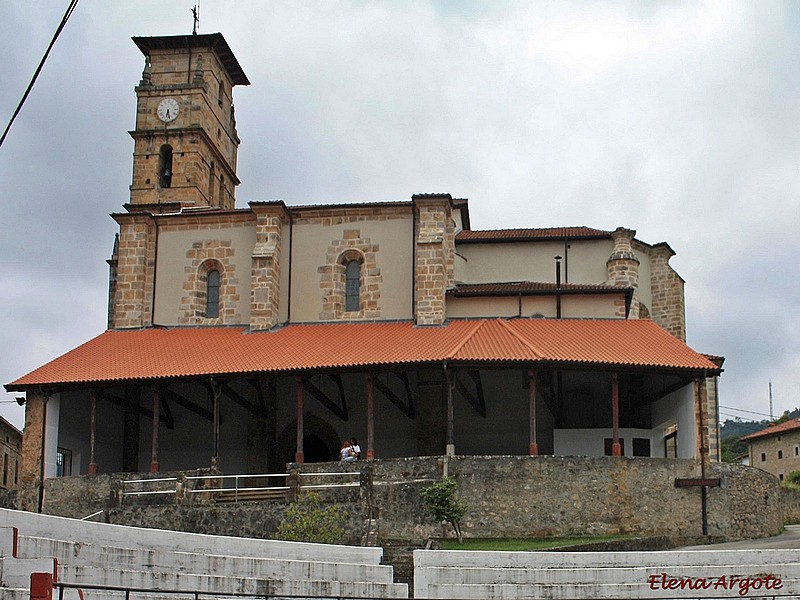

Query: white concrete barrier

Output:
[414, 548, 800, 598]
[18, 535, 395, 583]
[0, 508, 381, 565]
[0, 508, 408, 599]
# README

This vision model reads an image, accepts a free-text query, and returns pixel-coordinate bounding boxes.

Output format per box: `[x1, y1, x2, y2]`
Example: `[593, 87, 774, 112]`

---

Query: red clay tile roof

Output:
[5, 319, 720, 391]
[741, 418, 800, 441]
[448, 282, 629, 296]
[456, 227, 611, 242]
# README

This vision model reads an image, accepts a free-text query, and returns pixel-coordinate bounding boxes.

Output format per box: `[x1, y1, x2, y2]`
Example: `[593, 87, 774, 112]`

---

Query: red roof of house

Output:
[456, 227, 611, 242]
[447, 281, 628, 296]
[741, 418, 800, 441]
[5, 319, 720, 391]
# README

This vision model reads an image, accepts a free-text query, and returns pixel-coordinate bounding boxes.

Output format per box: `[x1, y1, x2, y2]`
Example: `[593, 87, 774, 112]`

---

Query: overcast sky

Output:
[1, 1, 798, 431]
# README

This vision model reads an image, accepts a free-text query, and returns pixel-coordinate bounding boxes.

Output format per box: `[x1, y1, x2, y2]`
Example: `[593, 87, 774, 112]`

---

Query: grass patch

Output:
[439, 535, 630, 551]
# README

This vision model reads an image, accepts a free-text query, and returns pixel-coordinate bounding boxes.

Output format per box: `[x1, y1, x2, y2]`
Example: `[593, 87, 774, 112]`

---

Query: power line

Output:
[0, 0, 80, 149]
[719, 404, 775, 419]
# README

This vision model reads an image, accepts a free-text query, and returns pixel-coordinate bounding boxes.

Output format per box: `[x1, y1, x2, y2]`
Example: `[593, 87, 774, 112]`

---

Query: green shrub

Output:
[785, 471, 800, 489]
[275, 492, 347, 544]
[421, 475, 468, 542]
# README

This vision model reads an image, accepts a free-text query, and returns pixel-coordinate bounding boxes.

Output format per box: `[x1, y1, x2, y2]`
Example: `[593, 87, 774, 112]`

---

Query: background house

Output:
[0, 415, 21, 491]
[743, 418, 800, 482]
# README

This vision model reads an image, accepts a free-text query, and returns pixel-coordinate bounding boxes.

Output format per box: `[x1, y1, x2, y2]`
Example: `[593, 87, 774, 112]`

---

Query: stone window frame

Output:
[318, 232, 382, 321]
[206, 268, 221, 318]
[194, 259, 225, 323]
[342, 250, 364, 313]
[179, 240, 241, 325]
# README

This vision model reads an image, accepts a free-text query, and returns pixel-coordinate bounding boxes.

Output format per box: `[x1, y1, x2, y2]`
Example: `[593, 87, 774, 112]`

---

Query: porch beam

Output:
[245, 378, 267, 413]
[302, 375, 348, 421]
[159, 396, 175, 430]
[454, 370, 486, 418]
[219, 382, 263, 417]
[98, 390, 169, 426]
[160, 388, 214, 422]
[373, 373, 415, 419]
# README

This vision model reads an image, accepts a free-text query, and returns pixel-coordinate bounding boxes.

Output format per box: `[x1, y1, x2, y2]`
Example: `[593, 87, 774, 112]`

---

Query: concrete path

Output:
[679, 524, 800, 550]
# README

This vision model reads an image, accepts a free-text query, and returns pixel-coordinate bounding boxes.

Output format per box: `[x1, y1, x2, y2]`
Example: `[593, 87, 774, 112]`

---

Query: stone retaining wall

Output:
[10, 456, 787, 544]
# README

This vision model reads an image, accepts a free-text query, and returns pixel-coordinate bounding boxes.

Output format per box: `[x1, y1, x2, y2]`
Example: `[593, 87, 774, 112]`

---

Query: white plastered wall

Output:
[289, 216, 414, 322]
[456, 239, 614, 286]
[153, 221, 257, 325]
[553, 383, 696, 458]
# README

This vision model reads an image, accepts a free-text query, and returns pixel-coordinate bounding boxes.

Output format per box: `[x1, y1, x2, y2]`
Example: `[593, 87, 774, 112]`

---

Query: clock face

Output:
[157, 98, 179, 123]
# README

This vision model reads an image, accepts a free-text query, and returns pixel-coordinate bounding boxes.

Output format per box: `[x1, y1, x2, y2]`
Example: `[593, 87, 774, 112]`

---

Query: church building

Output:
[6, 33, 723, 504]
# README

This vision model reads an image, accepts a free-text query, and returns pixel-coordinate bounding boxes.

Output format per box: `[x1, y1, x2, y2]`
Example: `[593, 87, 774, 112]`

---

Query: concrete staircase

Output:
[0, 508, 407, 599]
[414, 546, 800, 598]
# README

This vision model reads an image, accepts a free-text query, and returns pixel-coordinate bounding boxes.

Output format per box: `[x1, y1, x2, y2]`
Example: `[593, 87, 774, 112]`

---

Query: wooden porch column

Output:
[366, 373, 375, 460]
[445, 364, 455, 456]
[528, 369, 538, 456]
[211, 381, 221, 471]
[295, 376, 304, 463]
[696, 376, 709, 473]
[88, 389, 98, 474]
[611, 373, 622, 456]
[150, 386, 160, 472]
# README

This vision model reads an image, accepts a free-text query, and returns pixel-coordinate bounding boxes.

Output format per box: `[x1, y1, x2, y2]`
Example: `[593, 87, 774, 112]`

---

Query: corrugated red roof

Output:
[5, 319, 720, 390]
[456, 227, 611, 242]
[448, 281, 628, 296]
[741, 418, 800, 441]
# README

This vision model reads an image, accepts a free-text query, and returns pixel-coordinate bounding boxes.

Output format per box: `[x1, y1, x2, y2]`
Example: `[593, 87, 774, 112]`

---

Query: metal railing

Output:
[119, 476, 178, 502]
[118, 470, 363, 503]
[53, 580, 396, 600]
[51, 578, 800, 600]
[298, 471, 360, 491]
[185, 473, 290, 502]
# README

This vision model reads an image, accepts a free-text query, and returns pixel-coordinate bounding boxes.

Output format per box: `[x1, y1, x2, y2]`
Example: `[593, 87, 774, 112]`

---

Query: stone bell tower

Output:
[128, 33, 249, 210]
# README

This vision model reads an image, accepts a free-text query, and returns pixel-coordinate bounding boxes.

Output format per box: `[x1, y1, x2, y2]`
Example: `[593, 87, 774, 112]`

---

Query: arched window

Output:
[219, 174, 225, 207]
[345, 260, 360, 312]
[158, 145, 173, 188]
[206, 269, 220, 318]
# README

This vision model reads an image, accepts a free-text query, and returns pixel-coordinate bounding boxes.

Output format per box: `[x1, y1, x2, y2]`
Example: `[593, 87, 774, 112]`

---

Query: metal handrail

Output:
[186, 473, 288, 481]
[298, 472, 359, 478]
[53, 580, 395, 600]
[119, 469, 366, 503]
[79, 509, 104, 521]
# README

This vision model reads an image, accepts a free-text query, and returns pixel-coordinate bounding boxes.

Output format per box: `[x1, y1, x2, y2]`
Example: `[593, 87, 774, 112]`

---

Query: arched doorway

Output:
[276, 414, 342, 467]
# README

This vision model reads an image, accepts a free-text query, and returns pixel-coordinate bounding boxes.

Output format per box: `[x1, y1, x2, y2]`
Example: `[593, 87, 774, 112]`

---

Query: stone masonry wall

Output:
[111, 214, 155, 328]
[23, 456, 784, 545]
[17, 393, 46, 512]
[606, 227, 639, 319]
[414, 196, 454, 326]
[250, 203, 287, 330]
[649, 244, 686, 341]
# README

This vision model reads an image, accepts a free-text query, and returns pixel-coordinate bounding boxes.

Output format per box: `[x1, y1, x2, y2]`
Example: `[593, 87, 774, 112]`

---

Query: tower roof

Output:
[132, 33, 250, 86]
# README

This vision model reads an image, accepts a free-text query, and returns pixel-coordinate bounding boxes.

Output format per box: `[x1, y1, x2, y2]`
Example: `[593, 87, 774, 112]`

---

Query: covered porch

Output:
[7, 318, 721, 504]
